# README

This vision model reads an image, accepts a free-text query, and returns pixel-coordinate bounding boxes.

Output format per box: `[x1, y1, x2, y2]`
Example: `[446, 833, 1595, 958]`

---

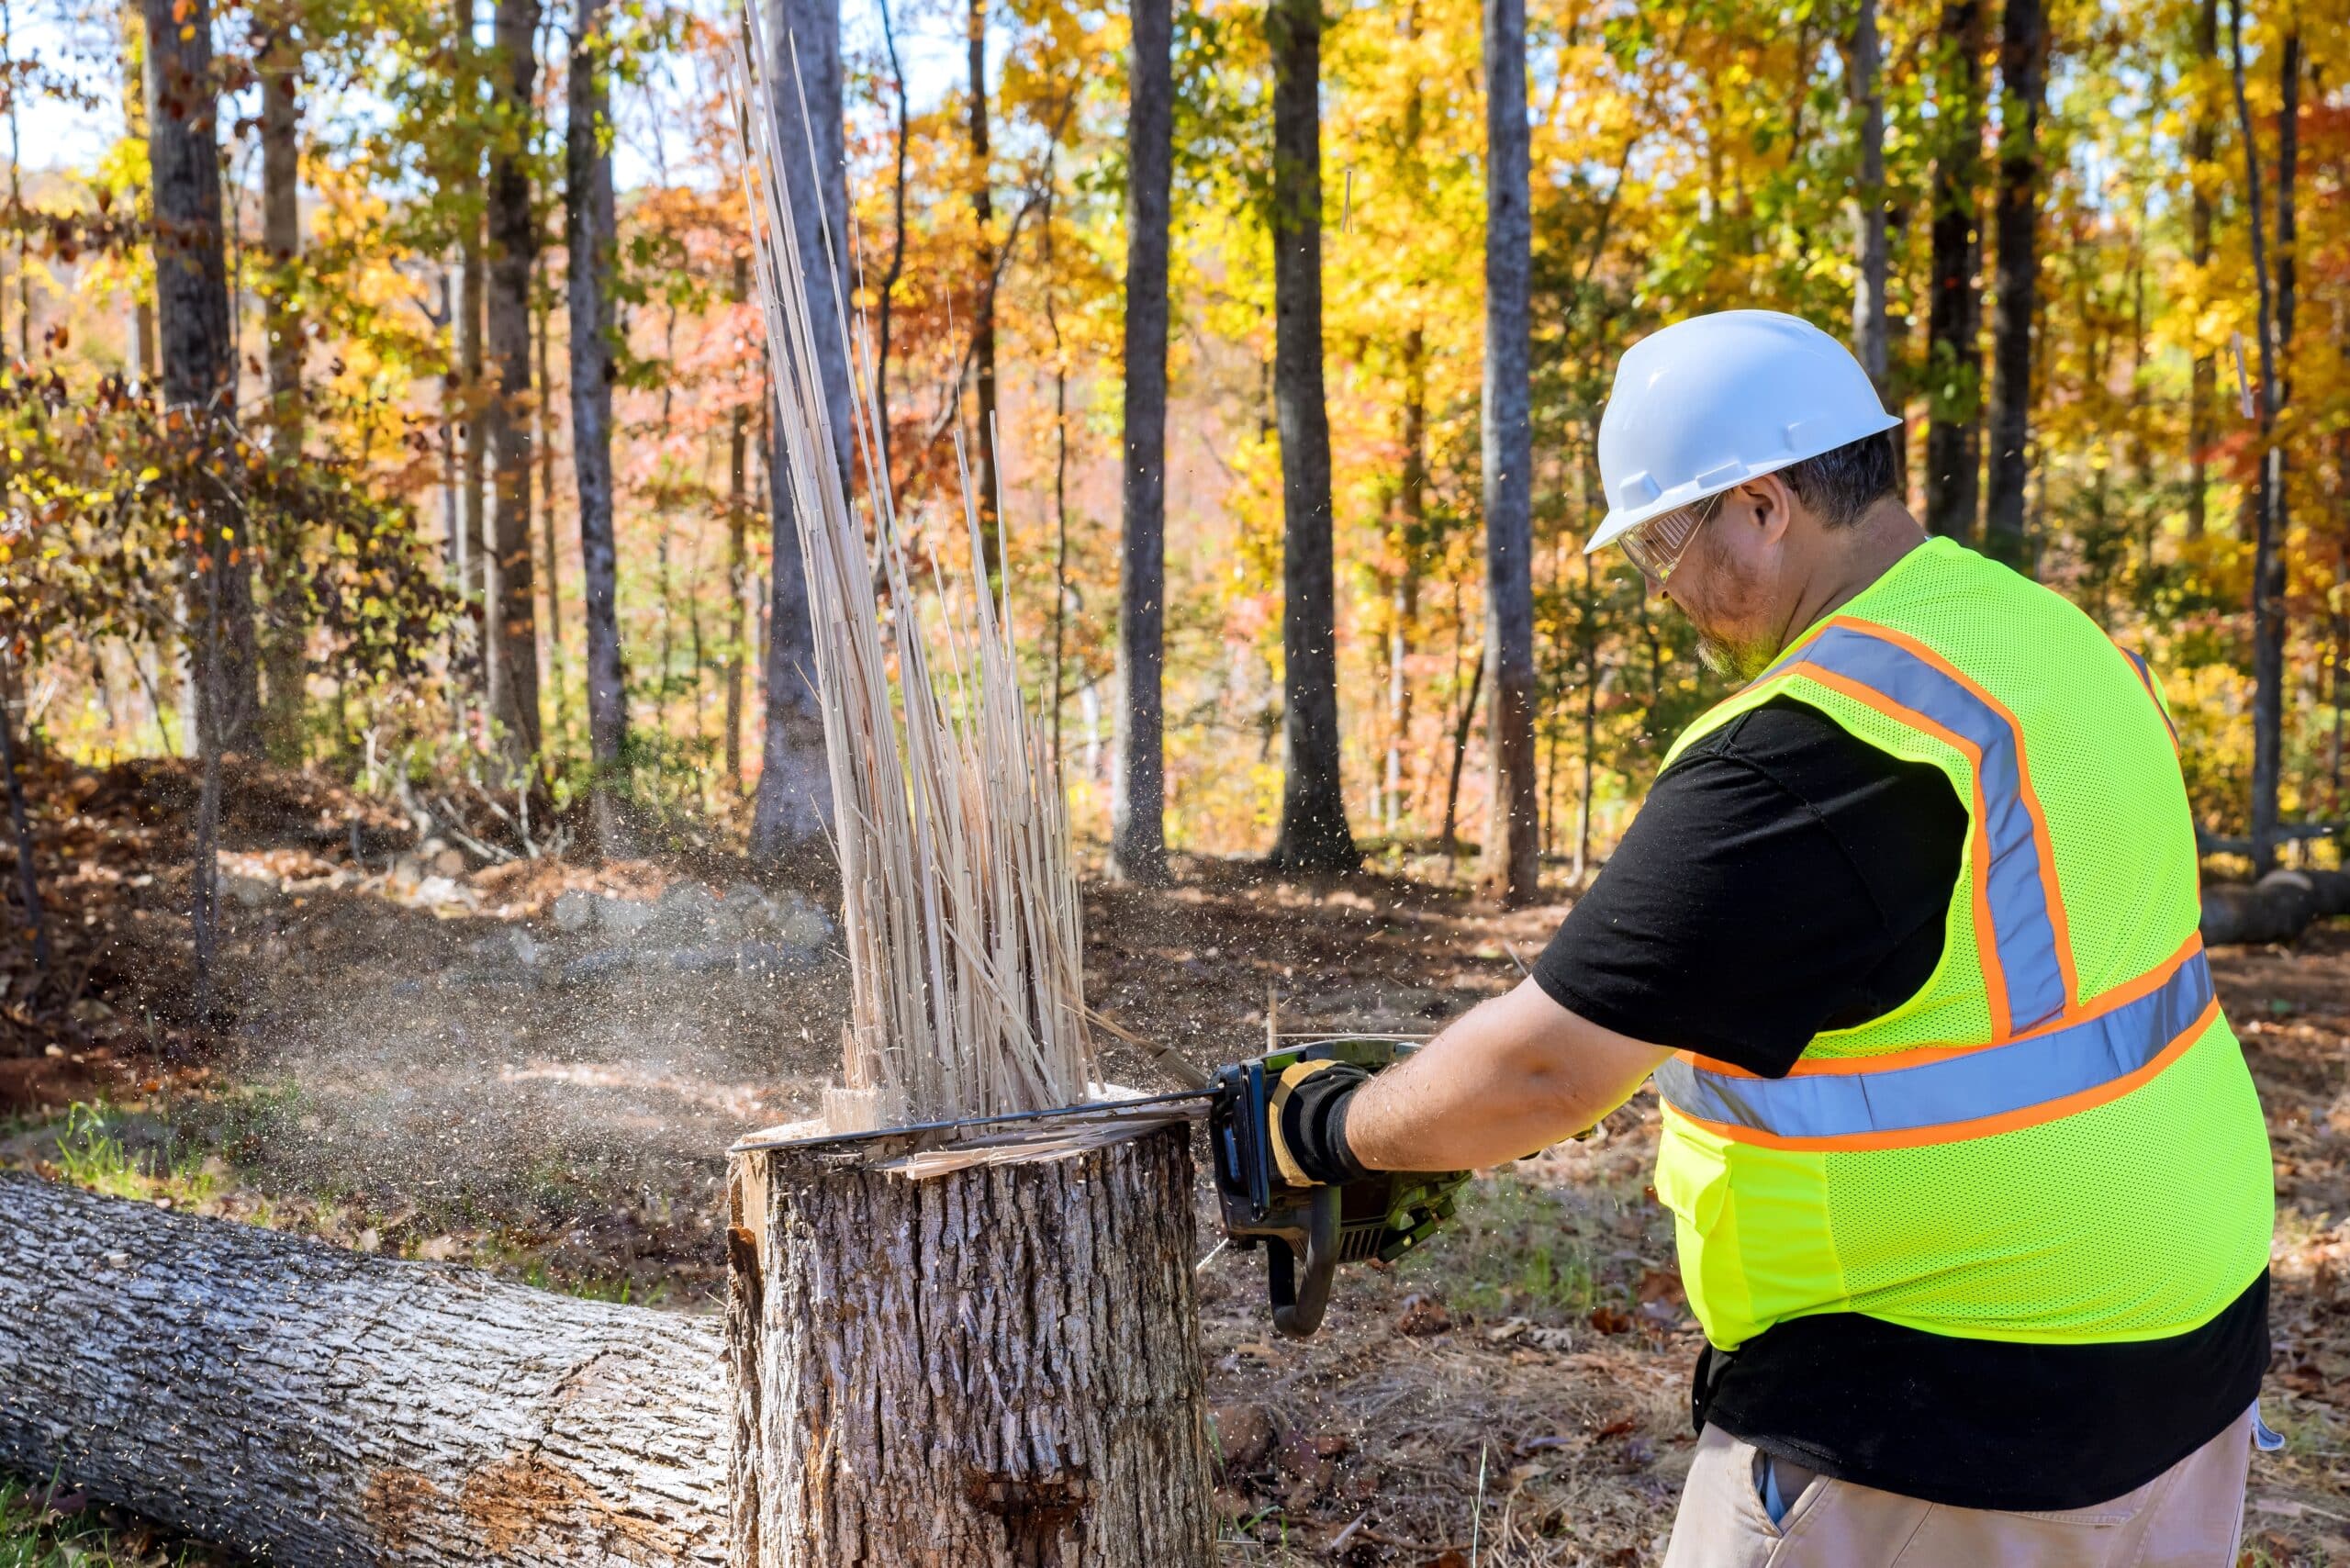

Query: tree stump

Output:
[726, 1119, 1215, 1568]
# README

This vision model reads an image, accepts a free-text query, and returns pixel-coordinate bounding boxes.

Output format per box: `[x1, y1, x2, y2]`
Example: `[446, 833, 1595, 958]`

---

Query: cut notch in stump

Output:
[726, 1118, 1214, 1568]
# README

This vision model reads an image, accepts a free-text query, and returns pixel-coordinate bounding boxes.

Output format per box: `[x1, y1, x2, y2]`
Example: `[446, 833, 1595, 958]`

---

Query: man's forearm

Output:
[1340, 980, 1669, 1171]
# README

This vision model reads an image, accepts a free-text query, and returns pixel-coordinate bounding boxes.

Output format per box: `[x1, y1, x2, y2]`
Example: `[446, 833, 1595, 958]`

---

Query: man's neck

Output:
[1781, 500, 1929, 644]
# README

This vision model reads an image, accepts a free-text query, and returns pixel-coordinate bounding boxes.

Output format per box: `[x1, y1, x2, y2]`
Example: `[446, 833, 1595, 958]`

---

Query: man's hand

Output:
[1267, 1058, 1370, 1185]
[1341, 980, 1671, 1172]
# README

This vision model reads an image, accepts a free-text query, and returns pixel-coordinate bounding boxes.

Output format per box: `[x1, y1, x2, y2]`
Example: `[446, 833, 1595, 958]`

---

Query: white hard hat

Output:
[1585, 309, 1900, 554]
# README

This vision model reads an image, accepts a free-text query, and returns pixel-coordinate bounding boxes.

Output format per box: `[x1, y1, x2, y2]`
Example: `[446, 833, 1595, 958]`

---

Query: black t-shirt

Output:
[1533, 697, 2268, 1511]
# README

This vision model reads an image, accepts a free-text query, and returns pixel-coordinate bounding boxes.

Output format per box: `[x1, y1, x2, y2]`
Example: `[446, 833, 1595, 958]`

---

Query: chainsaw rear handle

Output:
[1267, 1184, 1339, 1337]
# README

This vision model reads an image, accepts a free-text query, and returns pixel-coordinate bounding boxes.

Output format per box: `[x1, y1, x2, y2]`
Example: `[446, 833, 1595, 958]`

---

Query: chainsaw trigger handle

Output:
[1268, 1184, 1339, 1338]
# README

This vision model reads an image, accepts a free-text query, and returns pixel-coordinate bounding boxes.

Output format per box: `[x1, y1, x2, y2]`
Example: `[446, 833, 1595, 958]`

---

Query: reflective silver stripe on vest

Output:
[1656, 951, 2212, 1142]
[1759, 622, 2068, 1035]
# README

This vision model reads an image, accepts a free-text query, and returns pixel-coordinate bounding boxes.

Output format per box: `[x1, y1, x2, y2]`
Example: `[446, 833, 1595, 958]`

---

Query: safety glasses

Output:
[1617, 488, 1726, 586]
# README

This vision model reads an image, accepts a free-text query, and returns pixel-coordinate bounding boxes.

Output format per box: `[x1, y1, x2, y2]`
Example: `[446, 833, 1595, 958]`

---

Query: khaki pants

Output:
[1662, 1409, 2254, 1567]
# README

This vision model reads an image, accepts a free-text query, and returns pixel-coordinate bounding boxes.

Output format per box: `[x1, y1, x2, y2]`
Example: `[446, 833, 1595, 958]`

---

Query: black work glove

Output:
[1267, 1059, 1371, 1186]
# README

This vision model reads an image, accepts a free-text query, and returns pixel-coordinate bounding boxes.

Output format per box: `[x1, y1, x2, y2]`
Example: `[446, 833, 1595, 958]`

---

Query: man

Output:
[1268, 311, 2276, 1565]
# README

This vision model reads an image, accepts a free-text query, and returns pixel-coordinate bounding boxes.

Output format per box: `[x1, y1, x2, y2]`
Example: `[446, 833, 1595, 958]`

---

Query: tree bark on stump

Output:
[0, 1174, 726, 1566]
[726, 1121, 1214, 1568]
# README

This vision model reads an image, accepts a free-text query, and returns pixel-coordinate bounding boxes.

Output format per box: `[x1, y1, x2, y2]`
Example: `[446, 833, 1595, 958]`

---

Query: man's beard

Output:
[1681, 545, 1778, 680]
[1697, 629, 1776, 682]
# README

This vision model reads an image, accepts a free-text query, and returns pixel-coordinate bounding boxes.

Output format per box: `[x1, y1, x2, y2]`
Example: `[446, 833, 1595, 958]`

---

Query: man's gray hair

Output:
[1780, 428, 1902, 530]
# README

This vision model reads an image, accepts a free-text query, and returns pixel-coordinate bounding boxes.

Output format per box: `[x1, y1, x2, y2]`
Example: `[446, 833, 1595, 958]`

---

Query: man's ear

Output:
[1749, 474, 1796, 545]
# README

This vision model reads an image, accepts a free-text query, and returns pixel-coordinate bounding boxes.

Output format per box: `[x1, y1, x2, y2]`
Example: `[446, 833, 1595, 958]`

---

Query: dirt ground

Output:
[1, 758, 2346, 1566]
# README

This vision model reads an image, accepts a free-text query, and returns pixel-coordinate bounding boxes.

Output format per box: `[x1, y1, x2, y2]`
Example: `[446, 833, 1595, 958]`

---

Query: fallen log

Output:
[0, 1173, 727, 1566]
[2199, 868, 2350, 947]
[728, 1118, 1216, 1567]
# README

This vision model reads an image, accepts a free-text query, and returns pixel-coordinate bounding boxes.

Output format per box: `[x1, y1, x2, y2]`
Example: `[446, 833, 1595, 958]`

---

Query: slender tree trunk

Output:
[2335, 297, 2348, 812]
[967, 0, 999, 573]
[0, 1176, 726, 1566]
[1478, 0, 1536, 906]
[725, 256, 751, 789]
[873, 0, 909, 494]
[1387, 329, 1426, 841]
[1439, 653, 1483, 858]
[1922, 0, 1986, 543]
[1043, 147, 1071, 775]
[1264, 0, 1356, 872]
[569, 0, 624, 846]
[257, 3, 308, 765]
[1980, 0, 2045, 566]
[2229, 0, 2283, 873]
[1850, 0, 1889, 396]
[2186, 0, 2217, 540]
[2269, 28, 2299, 833]
[536, 270, 561, 722]
[726, 1126, 1214, 1568]
[143, 0, 259, 757]
[1110, 0, 1171, 885]
[118, 2, 158, 389]
[453, 0, 487, 733]
[0, 660, 49, 984]
[1576, 553, 1597, 881]
[748, 0, 849, 867]
[3, 0, 22, 363]
[482, 0, 543, 771]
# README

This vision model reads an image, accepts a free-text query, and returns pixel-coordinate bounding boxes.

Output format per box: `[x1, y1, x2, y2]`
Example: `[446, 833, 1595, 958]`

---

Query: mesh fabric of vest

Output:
[1652, 538, 2274, 1350]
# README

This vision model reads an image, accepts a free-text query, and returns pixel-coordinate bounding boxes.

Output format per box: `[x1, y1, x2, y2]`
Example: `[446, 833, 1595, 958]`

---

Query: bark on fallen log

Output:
[2199, 868, 2350, 947]
[0, 1173, 727, 1566]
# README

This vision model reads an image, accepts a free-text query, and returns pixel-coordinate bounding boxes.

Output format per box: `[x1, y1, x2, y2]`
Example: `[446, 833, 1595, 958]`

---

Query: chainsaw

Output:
[731, 1036, 1463, 1338]
[1204, 1037, 1465, 1336]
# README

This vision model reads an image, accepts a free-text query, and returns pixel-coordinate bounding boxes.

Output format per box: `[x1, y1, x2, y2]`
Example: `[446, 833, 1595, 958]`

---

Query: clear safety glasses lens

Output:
[1618, 491, 1723, 584]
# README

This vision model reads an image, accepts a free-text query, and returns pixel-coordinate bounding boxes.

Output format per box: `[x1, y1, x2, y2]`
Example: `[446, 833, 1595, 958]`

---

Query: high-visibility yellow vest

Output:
[1651, 538, 2273, 1352]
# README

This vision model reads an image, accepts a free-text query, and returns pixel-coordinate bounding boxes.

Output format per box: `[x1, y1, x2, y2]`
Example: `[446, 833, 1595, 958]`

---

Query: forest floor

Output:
[0, 756, 2345, 1566]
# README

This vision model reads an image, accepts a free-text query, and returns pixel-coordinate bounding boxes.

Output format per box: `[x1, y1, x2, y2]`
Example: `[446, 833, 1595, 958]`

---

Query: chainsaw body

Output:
[1208, 1037, 1464, 1338]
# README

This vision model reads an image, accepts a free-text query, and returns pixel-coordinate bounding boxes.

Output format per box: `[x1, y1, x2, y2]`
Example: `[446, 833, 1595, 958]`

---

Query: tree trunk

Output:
[1477, 0, 1536, 907]
[2186, 0, 2216, 541]
[1439, 652, 1483, 858]
[569, 0, 625, 846]
[725, 255, 752, 790]
[482, 0, 542, 772]
[1264, 0, 1357, 873]
[1110, 0, 1171, 886]
[1387, 330, 1426, 840]
[1849, 0, 1888, 396]
[257, 2, 308, 765]
[454, 0, 488, 729]
[748, 0, 848, 868]
[2229, 0, 2284, 875]
[0, 661, 50, 983]
[143, 0, 260, 757]
[726, 1124, 1214, 1567]
[1980, 0, 2045, 566]
[0, 1175, 725, 1566]
[118, 1, 157, 391]
[537, 268, 562, 726]
[967, 0, 999, 574]
[2275, 30, 2298, 394]
[1922, 0, 1985, 543]
[872, 0, 909, 494]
